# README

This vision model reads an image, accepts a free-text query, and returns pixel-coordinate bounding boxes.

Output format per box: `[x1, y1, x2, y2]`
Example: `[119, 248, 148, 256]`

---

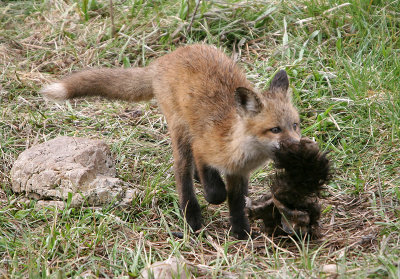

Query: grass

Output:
[1, 0, 399, 277]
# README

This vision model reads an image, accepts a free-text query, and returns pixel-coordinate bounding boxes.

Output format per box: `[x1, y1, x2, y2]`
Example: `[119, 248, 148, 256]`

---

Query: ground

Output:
[0, 0, 399, 278]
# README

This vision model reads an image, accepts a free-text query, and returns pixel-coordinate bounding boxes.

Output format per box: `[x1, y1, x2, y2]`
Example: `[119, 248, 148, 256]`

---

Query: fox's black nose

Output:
[281, 137, 300, 146]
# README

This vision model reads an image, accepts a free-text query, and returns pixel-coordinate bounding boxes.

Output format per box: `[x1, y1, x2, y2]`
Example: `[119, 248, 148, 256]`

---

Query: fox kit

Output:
[41, 44, 301, 239]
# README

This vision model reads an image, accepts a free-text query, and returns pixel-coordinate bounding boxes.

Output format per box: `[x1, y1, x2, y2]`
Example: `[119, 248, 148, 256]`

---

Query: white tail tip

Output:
[40, 83, 68, 101]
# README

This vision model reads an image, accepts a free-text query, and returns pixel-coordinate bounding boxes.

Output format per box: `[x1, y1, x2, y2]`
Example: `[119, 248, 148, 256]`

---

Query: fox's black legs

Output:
[226, 174, 250, 239]
[171, 130, 202, 232]
[171, 132, 248, 238]
[196, 165, 227, 205]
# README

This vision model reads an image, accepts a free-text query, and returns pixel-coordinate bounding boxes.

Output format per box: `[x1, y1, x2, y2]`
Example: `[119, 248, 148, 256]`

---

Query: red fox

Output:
[41, 44, 301, 239]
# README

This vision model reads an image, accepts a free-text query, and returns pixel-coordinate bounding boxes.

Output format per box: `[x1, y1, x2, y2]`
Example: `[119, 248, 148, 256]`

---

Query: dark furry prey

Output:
[246, 137, 331, 237]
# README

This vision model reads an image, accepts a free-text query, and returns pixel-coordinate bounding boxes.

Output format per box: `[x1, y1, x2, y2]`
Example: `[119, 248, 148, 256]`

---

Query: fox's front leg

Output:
[226, 174, 250, 239]
[194, 162, 227, 205]
[171, 129, 202, 232]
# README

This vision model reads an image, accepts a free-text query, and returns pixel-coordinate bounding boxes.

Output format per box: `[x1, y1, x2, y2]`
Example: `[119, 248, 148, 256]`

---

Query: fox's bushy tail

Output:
[40, 67, 155, 102]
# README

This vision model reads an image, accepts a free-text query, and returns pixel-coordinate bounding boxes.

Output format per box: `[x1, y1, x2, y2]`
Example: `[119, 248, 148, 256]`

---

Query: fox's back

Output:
[152, 45, 252, 132]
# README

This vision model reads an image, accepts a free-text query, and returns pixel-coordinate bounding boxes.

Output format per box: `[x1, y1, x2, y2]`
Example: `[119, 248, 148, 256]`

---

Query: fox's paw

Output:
[202, 166, 227, 205]
[230, 218, 251, 240]
[204, 186, 227, 205]
[231, 227, 250, 240]
[181, 200, 202, 232]
[186, 215, 202, 233]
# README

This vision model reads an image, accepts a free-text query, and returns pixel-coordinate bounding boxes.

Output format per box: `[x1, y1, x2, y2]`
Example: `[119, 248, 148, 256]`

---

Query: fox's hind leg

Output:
[171, 127, 202, 232]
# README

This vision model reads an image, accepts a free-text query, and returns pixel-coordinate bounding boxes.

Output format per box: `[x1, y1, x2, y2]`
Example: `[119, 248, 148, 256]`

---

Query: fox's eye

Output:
[293, 123, 298, 129]
[270, 127, 282, 134]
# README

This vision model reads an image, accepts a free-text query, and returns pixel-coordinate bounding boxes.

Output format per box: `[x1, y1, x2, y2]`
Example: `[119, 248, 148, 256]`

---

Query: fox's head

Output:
[234, 70, 300, 165]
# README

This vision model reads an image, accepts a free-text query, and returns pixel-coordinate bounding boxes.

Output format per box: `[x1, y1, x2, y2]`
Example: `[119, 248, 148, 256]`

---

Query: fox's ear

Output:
[234, 87, 262, 115]
[269, 70, 289, 94]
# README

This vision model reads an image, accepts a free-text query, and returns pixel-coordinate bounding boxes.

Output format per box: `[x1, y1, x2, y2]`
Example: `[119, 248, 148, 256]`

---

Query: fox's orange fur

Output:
[41, 44, 301, 239]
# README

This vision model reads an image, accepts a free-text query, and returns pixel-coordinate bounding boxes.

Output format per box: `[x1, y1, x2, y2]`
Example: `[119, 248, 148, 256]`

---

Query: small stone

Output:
[140, 257, 190, 279]
[321, 264, 338, 275]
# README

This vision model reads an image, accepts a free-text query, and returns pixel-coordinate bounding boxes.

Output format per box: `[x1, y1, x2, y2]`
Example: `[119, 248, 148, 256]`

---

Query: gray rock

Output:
[140, 257, 191, 279]
[10, 136, 136, 208]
